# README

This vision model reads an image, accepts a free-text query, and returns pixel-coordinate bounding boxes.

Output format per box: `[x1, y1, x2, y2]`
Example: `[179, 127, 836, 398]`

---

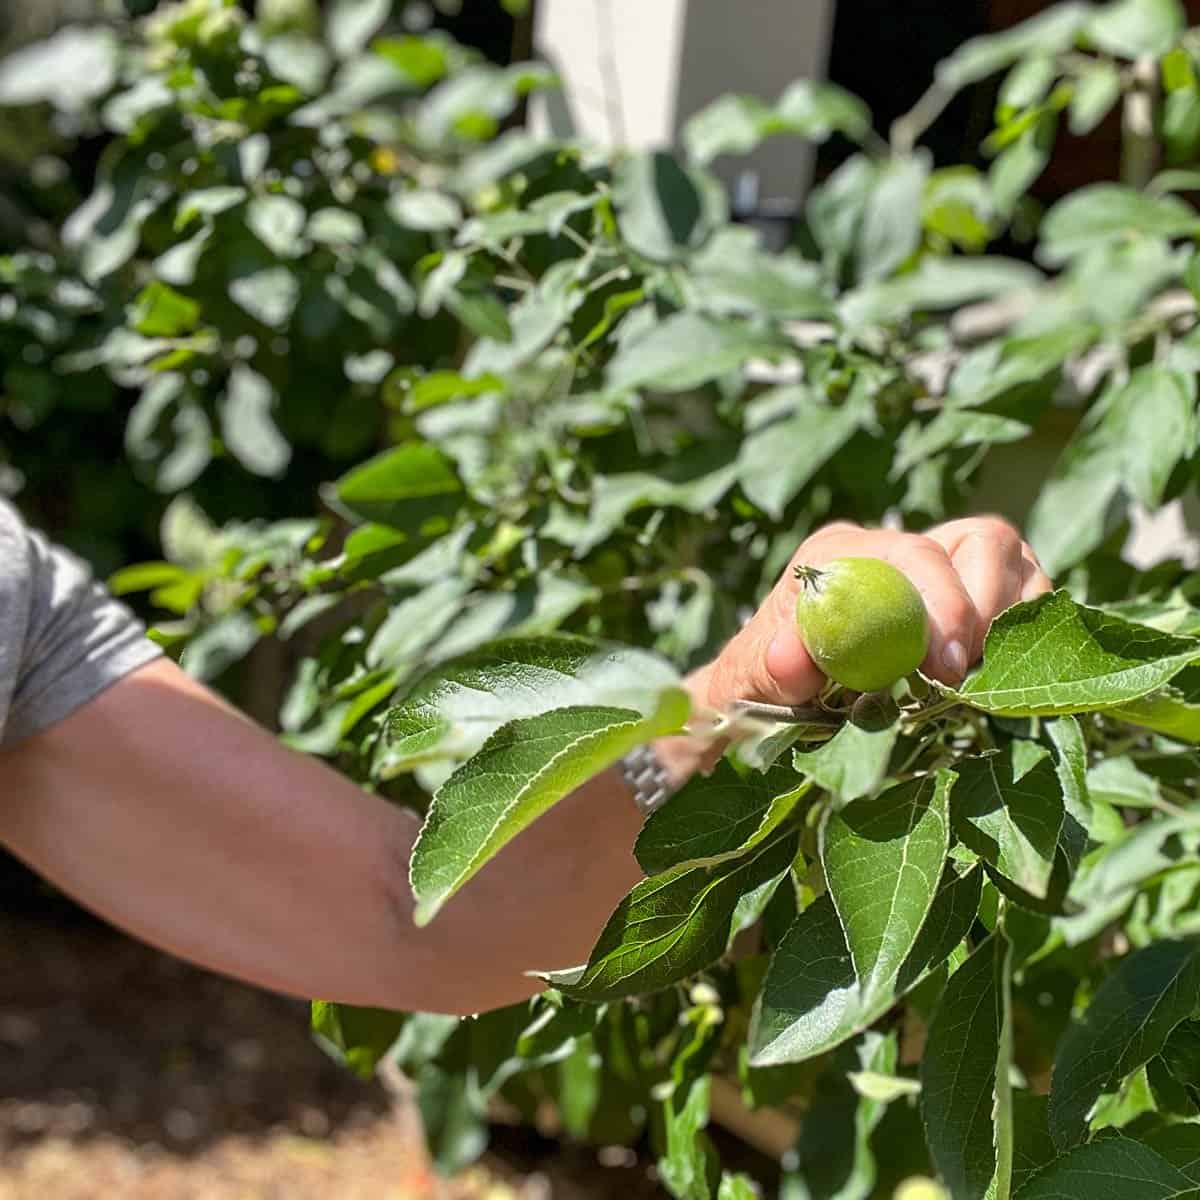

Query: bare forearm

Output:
[0, 660, 643, 1015]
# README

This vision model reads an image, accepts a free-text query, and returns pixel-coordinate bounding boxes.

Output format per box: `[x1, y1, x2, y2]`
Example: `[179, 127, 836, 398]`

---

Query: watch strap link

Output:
[619, 743, 675, 816]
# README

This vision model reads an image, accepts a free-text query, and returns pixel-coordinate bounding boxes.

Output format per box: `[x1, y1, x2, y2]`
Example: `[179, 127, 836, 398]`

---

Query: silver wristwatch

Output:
[619, 743, 676, 816]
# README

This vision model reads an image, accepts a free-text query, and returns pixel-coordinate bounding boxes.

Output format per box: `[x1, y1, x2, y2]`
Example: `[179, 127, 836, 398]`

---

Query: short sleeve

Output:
[1, 516, 163, 749]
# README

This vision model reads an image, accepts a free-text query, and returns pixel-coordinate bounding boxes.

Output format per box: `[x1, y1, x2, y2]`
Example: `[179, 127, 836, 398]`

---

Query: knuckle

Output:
[904, 533, 946, 558]
[801, 521, 860, 550]
[962, 515, 1021, 548]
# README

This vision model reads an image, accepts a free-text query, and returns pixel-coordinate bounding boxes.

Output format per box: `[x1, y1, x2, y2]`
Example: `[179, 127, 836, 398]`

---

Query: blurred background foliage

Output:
[9, 2, 1200, 1191]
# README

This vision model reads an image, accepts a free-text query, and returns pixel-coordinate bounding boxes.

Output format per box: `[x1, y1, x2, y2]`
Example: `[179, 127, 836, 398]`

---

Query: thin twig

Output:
[1122, 55, 1160, 190]
[891, 82, 952, 155]
[727, 699, 843, 726]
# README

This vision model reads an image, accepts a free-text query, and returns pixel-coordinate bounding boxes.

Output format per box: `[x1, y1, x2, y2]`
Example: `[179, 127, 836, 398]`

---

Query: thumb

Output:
[703, 619, 825, 713]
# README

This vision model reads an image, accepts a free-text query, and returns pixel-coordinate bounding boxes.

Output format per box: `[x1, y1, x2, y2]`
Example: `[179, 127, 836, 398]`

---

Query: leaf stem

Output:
[890, 82, 952, 155]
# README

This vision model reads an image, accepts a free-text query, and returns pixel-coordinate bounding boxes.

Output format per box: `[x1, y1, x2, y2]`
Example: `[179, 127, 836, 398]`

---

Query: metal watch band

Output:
[619, 743, 675, 816]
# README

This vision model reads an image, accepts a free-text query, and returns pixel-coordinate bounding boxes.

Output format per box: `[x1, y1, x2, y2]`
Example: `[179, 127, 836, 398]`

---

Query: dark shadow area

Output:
[0, 907, 391, 1156]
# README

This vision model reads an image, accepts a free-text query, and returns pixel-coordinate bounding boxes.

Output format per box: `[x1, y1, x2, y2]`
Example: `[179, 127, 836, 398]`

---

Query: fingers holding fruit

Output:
[924, 517, 1053, 644]
[703, 519, 1051, 717]
[788, 527, 981, 687]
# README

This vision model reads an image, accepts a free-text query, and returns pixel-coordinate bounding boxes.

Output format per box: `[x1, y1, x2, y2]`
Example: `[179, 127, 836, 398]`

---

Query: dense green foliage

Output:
[10, 0, 1200, 1195]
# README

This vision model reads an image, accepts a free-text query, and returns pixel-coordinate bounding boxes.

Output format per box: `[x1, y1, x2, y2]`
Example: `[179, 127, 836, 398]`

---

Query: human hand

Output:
[691, 515, 1052, 719]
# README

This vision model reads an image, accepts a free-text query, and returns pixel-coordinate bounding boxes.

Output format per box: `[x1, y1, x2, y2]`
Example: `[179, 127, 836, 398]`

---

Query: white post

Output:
[530, 0, 838, 210]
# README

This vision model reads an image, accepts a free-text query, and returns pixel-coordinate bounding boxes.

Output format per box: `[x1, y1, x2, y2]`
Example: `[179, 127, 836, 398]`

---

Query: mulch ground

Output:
[0, 879, 667, 1200]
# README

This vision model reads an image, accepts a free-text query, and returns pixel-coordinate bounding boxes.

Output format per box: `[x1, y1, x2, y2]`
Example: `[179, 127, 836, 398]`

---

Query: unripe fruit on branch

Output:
[794, 557, 929, 694]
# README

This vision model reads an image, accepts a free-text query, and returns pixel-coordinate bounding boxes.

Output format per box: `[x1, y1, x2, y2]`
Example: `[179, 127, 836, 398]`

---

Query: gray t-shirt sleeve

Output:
[0, 500, 163, 749]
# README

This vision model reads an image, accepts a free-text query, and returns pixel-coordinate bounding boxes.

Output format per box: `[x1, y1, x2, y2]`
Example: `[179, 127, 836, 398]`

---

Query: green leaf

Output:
[924, 165, 994, 250]
[949, 325, 1094, 409]
[749, 863, 981, 1065]
[1039, 184, 1200, 264]
[307, 207, 364, 246]
[247, 195, 307, 259]
[412, 1063, 489, 1174]
[606, 312, 787, 394]
[792, 718, 898, 805]
[1069, 60, 1123, 134]
[776, 78, 872, 144]
[372, 35, 447, 87]
[558, 832, 797, 1001]
[841, 256, 1040, 328]
[327, 0, 392, 57]
[364, 577, 469, 672]
[108, 561, 191, 597]
[661, 1070, 717, 1200]
[738, 387, 866, 520]
[921, 936, 1012, 1200]
[1049, 938, 1200, 1147]
[180, 612, 262, 682]
[788, 1032, 902, 1199]
[311, 1001, 406, 1079]
[1146, 1124, 1200, 1182]
[1111, 687, 1200, 743]
[176, 186, 247, 231]
[613, 151, 726, 263]
[220, 366, 291, 478]
[579, 449, 741, 554]
[1032, 366, 1198, 564]
[1048, 715, 1093, 839]
[660, 1015, 720, 1200]
[823, 772, 953, 1008]
[1061, 813, 1200, 944]
[808, 154, 877, 271]
[445, 290, 513, 343]
[1087, 756, 1164, 810]
[952, 742, 1065, 898]
[935, 4, 1091, 90]
[0, 26, 118, 109]
[998, 56, 1058, 115]
[636, 761, 809, 874]
[949, 591, 1200, 717]
[1026, 441, 1121, 579]
[410, 692, 689, 924]
[683, 227, 833, 321]
[389, 189, 463, 232]
[382, 635, 680, 772]
[1014, 1138, 1200, 1199]
[893, 412, 1031, 478]
[423, 577, 600, 662]
[416, 62, 557, 144]
[333, 441, 464, 531]
[458, 190, 599, 247]
[229, 267, 300, 328]
[1120, 368, 1195, 509]
[155, 227, 211, 287]
[463, 260, 578, 375]
[1086, 0, 1185, 57]
[718, 1175, 759, 1200]
[130, 282, 201, 338]
[858, 155, 928, 282]
[683, 82, 870, 164]
[403, 371, 504, 413]
[1011, 1093, 1058, 1194]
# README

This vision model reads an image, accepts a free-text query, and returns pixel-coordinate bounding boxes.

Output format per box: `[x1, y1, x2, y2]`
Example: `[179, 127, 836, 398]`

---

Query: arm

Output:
[0, 517, 1050, 1015]
[0, 658, 644, 1016]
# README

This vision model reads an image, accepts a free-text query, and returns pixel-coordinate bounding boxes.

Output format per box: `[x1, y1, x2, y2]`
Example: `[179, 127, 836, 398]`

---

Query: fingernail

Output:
[943, 639, 968, 682]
